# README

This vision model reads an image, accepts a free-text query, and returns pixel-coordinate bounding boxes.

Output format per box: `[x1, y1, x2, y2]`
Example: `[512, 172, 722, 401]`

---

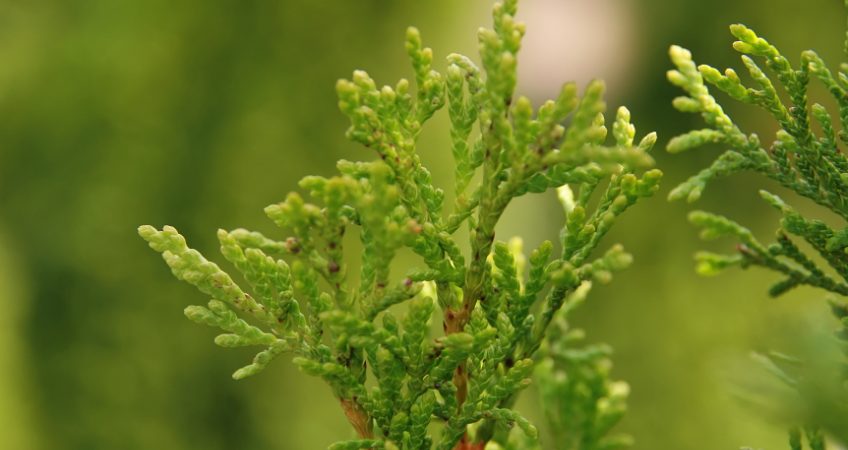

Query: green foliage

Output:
[668, 10, 848, 448]
[534, 283, 631, 450]
[141, 1, 660, 448]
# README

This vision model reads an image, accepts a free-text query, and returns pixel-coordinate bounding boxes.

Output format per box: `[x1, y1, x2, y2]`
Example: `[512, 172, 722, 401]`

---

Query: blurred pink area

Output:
[516, 0, 637, 101]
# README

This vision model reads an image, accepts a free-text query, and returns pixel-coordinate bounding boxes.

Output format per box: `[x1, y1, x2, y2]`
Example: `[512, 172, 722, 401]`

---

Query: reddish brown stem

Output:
[452, 434, 486, 450]
[340, 397, 374, 439]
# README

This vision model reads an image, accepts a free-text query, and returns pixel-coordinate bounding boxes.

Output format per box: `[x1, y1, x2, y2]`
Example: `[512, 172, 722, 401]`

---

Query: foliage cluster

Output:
[140, 1, 661, 449]
[667, 10, 848, 448]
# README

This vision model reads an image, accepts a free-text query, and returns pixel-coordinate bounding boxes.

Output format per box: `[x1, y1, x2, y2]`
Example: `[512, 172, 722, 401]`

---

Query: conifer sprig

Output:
[533, 282, 632, 450]
[140, 1, 660, 448]
[668, 10, 848, 447]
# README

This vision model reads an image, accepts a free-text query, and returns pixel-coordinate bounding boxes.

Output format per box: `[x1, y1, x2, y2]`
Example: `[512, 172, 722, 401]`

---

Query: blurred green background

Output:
[1, 0, 845, 448]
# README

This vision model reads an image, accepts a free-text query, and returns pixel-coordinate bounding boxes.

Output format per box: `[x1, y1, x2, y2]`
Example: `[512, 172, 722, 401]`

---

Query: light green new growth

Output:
[533, 283, 631, 450]
[140, 1, 661, 448]
[668, 5, 848, 448]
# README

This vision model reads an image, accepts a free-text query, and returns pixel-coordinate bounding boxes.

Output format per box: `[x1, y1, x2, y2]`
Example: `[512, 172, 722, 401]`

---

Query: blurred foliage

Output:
[667, 15, 848, 446]
[0, 229, 41, 450]
[0, 0, 845, 449]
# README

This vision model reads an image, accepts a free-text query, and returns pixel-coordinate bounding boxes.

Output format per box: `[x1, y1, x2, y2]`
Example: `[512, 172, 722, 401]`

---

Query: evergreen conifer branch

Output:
[533, 282, 632, 450]
[668, 6, 848, 447]
[141, 1, 660, 448]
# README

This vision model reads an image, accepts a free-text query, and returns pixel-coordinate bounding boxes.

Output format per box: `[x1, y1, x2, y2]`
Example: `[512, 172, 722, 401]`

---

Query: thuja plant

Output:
[529, 281, 632, 450]
[139, 1, 661, 448]
[667, 6, 848, 448]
